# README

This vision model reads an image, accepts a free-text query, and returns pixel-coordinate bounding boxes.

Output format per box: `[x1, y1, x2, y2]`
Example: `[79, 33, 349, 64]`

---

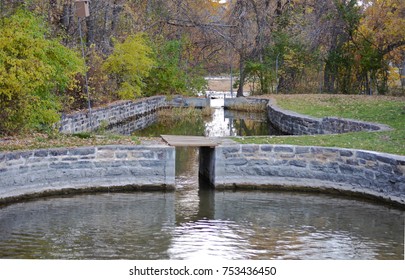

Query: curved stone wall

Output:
[204, 144, 405, 207]
[267, 102, 391, 135]
[0, 145, 175, 204]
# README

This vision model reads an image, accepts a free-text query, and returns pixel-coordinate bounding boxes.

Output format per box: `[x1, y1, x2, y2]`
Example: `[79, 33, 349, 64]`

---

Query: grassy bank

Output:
[0, 107, 208, 152]
[0, 132, 143, 152]
[236, 94, 405, 156]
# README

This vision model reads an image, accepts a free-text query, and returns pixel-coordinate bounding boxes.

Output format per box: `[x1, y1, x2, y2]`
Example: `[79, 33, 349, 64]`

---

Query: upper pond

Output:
[107, 99, 283, 137]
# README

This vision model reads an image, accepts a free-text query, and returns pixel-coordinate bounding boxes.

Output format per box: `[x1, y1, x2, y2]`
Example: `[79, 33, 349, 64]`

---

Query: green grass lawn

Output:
[235, 94, 405, 156]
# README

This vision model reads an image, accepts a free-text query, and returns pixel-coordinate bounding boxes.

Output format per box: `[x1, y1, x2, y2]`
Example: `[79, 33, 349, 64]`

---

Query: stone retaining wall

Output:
[0, 145, 175, 203]
[59, 96, 166, 133]
[59, 96, 391, 136]
[267, 102, 391, 135]
[166, 96, 209, 108]
[205, 144, 405, 206]
[224, 97, 268, 109]
[59, 96, 211, 134]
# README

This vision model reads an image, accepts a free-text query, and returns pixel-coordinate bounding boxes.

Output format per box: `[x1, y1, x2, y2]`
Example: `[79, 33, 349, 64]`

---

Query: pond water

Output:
[0, 147, 403, 259]
[108, 101, 282, 137]
[0, 100, 404, 259]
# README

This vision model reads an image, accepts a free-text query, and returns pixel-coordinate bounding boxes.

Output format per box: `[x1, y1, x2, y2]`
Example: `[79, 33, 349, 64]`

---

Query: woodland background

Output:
[0, 0, 404, 135]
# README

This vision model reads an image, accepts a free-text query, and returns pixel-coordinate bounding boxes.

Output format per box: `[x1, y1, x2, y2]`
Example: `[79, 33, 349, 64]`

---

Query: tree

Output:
[102, 33, 156, 99]
[356, 0, 405, 94]
[0, 8, 84, 134]
[145, 39, 206, 96]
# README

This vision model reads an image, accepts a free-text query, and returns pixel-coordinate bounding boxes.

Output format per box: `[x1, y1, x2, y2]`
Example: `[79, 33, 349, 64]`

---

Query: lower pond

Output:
[0, 146, 404, 259]
[0, 103, 404, 259]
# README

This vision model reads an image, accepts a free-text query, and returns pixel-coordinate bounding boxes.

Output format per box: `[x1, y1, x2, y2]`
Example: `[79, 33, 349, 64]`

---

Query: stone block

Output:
[115, 152, 128, 159]
[375, 154, 397, 165]
[274, 146, 294, 153]
[139, 160, 163, 167]
[226, 158, 248, 166]
[290, 160, 307, 168]
[242, 145, 259, 153]
[50, 149, 69, 156]
[222, 146, 241, 154]
[5, 153, 20, 161]
[260, 145, 273, 152]
[49, 162, 71, 169]
[249, 159, 270, 166]
[295, 147, 310, 154]
[96, 150, 115, 159]
[379, 164, 393, 175]
[356, 151, 376, 161]
[339, 150, 353, 157]
[70, 161, 94, 169]
[70, 147, 95, 156]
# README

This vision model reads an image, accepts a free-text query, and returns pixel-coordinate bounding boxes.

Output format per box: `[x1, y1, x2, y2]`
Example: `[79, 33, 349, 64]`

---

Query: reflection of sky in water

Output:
[168, 219, 257, 260]
[205, 107, 236, 137]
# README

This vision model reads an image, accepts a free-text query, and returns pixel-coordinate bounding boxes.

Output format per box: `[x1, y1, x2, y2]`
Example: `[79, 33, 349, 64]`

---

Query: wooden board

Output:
[161, 135, 219, 147]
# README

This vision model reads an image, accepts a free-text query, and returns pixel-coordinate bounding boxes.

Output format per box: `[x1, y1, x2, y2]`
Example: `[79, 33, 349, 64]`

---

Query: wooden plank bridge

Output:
[161, 135, 219, 148]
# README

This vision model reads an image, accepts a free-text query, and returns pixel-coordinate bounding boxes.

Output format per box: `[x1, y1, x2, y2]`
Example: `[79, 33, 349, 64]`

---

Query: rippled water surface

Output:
[0, 147, 404, 260]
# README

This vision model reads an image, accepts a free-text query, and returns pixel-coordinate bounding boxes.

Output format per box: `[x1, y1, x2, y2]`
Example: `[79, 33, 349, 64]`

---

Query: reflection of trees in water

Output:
[175, 147, 198, 175]
[233, 119, 269, 136]
[133, 109, 206, 137]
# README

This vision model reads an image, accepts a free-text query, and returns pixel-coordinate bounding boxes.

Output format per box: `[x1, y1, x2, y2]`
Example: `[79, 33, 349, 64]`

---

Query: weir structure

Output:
[1, 96, 404, 207]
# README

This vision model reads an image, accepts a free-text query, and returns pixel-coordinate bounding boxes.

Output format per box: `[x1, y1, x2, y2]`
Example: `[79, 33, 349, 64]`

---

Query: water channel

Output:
[0, 100, 404, 259]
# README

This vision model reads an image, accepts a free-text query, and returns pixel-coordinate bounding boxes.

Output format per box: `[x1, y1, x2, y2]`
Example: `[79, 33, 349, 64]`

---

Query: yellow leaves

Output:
[0, 8, 84, 134]
[282, 47, 305, 71]
[103, 33, 156, 100]
[360, 0, 405, 53]
[387, 65, 401, 88]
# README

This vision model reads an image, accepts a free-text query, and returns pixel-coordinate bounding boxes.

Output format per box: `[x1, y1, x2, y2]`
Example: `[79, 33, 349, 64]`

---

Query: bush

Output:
[145, 39, 207, 96]
[0, 9, 84, 135]
[102, 34, 156, 99]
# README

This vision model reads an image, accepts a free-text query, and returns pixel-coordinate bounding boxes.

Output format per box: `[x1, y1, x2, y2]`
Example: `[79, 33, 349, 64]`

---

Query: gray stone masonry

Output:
[267, 101, 391, 135]
[166, 96, 210, 108]
[59, 96, 211, 134]
[211, 144, 405, 206]
[224, 97, 268, 109]
[59, 96, 391, 135]
[59, 96, 167, 133]
[0, 145, 175, 203]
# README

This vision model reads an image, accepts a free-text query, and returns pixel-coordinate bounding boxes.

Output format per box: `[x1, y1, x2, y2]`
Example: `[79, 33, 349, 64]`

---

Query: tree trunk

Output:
[237, 56, 245, 97]
[86, 15, 95, 47]
[401, 59, 405, 90]
[324, 62, 336, 93]
[60, 3, 70, 31]
[102, 1, 111, 52]
[111, 1, 123, 34]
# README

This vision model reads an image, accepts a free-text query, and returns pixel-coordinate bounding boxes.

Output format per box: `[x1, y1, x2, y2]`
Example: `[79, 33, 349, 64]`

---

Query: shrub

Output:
[0, 9, 84, 135]
[102, 34, 156, 99]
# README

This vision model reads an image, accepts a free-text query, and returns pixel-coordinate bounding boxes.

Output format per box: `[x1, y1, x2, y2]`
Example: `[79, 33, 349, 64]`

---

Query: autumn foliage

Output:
[0, 0, 404, 135]
[0, 9, 84, 135]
